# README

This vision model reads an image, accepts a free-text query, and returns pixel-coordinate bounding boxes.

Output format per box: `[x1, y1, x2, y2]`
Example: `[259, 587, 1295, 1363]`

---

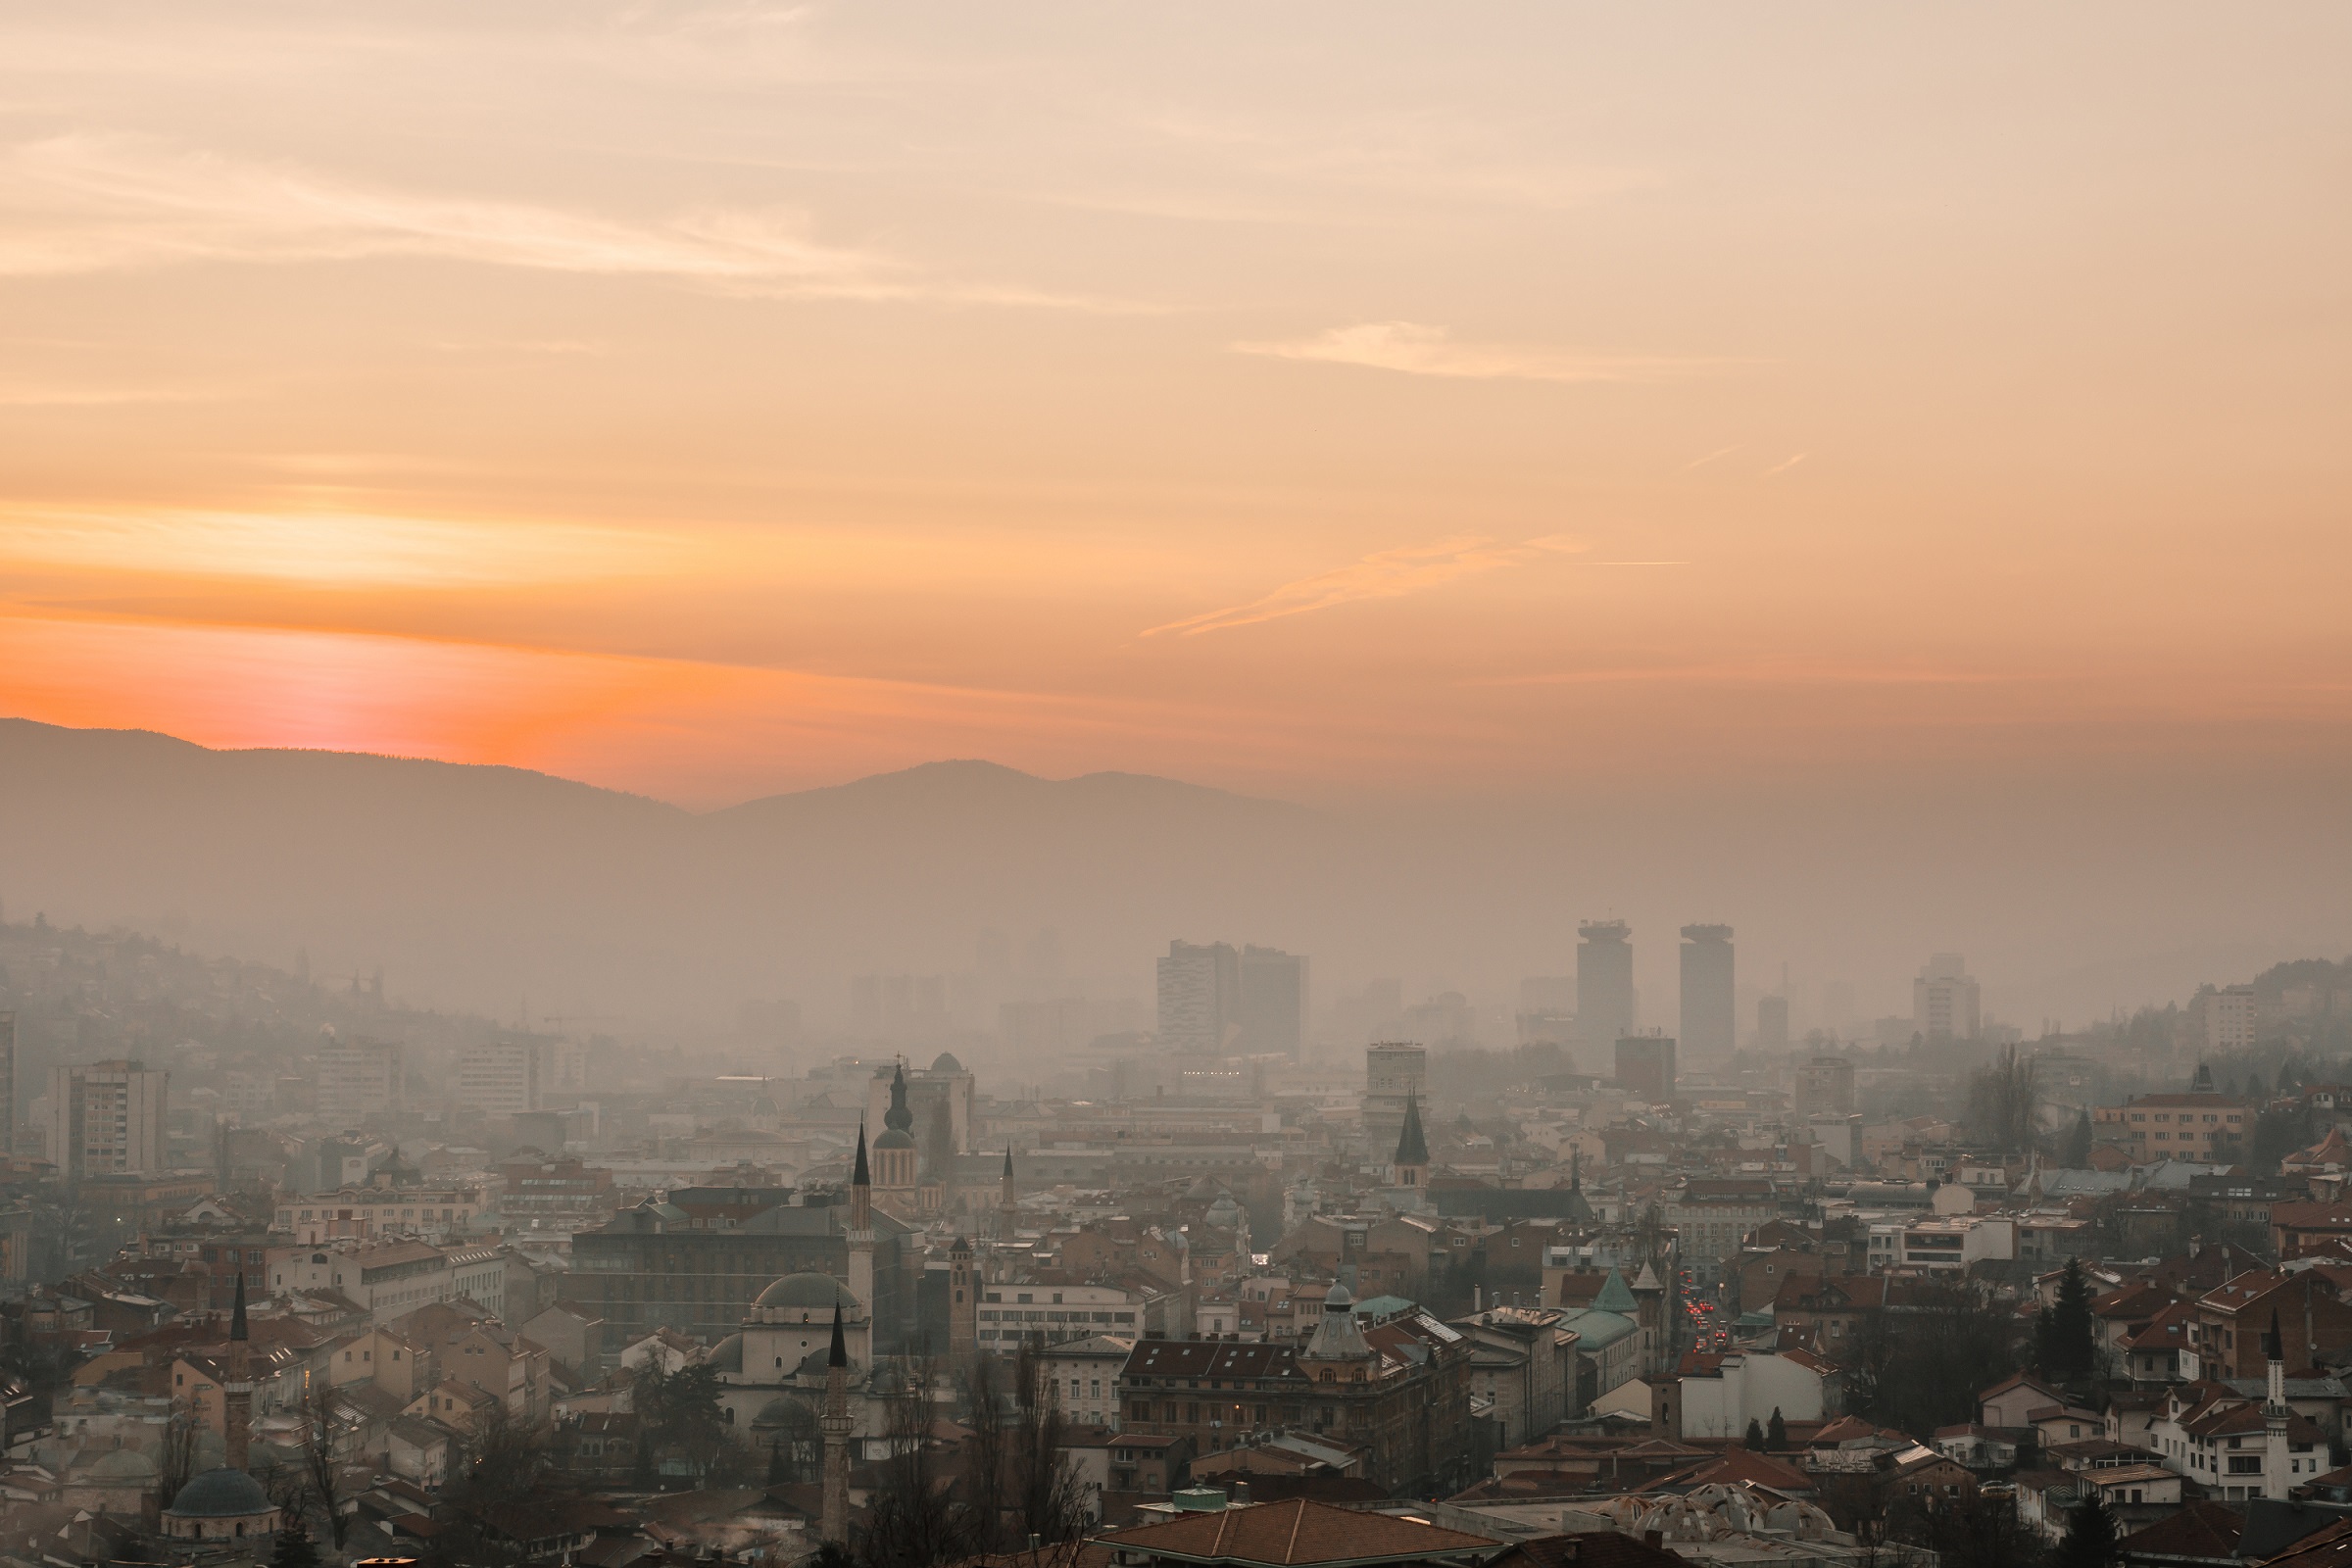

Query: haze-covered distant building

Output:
[1364, 1042, 1427, 1150]
[1237, 945, 1309, 1057]
[1913, 954, 1981, 1042]
[1614, 1033, 1677, 1102]
[851, 973, 950, 1043]
[1577, 920, 1635, 1047]
[1157, 940, 1240, 1054]
[49, 1058, 168, 1177]
[318, 1035, 402, 1126]
[1755, 994, 1789, 1053]
[2193, 983, 2258, 1053]
[1678, 925, 1735, 1058]
[0, 1010, 13, 1154]
[1793, 1055, 1855, 1118]
[459, 1039, 541, 1116]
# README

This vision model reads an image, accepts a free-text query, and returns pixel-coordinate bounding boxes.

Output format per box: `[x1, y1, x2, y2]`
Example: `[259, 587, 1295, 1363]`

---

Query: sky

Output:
[2, 2, 2350, 814]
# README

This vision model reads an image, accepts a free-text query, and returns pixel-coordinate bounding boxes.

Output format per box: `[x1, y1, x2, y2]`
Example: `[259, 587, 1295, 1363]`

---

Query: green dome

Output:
[754, 1273, 860, 1313]
[167, 1467, 273, 1519]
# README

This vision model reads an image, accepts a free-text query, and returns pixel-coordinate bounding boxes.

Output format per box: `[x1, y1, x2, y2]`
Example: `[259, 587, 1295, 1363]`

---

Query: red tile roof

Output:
[1096, 1499, 1496, 1565]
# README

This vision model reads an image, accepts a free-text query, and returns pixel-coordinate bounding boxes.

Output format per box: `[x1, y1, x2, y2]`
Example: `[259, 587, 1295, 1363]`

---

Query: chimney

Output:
[1231, 1481, 1251, 1505]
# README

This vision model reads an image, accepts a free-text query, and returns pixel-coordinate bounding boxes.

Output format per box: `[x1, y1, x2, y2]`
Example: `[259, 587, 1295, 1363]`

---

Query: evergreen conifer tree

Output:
[2058, 1490, 2118, 1568]
[270, 1512, 319, 1568]
[1744, 1418, 1765, 1450]
[1767, 1407, 1787, 1448]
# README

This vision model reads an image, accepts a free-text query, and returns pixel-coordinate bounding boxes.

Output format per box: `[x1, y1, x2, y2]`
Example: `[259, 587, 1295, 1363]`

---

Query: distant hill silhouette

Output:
[0, 719, 1327, 1030]
[3, 716, 2347, 1045]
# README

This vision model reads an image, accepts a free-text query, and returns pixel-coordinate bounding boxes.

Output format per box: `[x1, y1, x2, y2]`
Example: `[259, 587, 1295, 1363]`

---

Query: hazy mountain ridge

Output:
[0, 720, 1327, 1030]
[3, 717, 2348, 1043]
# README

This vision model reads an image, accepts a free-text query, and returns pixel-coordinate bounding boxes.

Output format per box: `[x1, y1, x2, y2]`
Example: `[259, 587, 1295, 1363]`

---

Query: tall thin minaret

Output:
[820, 1304, 851, 1546]
[998, 1148, 1017, 1237]
[2266, 1308, 2289, 1414]
[223, 1271, 253, 1472]
[948, 1235, 976, 1363]
[848, 1122, 875, 1321]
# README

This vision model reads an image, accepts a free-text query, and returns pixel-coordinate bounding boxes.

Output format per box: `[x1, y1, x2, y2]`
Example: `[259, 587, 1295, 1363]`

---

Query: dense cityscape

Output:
[4, 5, 2345, 1567]
[2, 908, 2350, 1568]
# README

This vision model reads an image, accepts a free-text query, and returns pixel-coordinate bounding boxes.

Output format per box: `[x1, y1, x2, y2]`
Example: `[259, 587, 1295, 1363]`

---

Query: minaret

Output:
[820, 1304, 852, 1546]
[948, 1235, 976, 1362]
[223, 1271, 253, 1472]
[2266, 1309, 2289, 1414]
[848, 1123, 875, 1322]
[998, 1148, 1017, 1239]
[1393, 1093, 1430, 1189]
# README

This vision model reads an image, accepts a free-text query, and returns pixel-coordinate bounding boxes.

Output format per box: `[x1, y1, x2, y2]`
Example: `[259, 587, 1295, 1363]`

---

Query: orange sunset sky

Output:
[2, 3, 2348, 809]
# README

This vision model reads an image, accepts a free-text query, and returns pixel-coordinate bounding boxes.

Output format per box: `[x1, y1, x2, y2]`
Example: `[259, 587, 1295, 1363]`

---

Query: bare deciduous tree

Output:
[860, 1357, 975, 1568]
[303, 1379, 353, 1550]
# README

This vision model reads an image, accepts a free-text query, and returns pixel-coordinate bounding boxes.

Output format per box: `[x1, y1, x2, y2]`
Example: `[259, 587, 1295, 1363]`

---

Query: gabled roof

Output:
[2114, 1498, 2245, 1563]
[1675, 1448, 1814, 1494]
[1093, 1497, 1495, 1565]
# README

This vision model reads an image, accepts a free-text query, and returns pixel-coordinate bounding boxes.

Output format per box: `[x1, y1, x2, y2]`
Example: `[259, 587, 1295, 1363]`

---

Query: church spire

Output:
[1392, 1091, 1430, 1189]
[884, 1063, 913, 1133]
[852, 1121, 870, 1188]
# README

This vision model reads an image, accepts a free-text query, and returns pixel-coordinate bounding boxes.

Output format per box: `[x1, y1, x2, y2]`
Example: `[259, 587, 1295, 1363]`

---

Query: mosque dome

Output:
[931, 1052, 964, 1074]
[167, 1467, 273, 1519]
[753, 1274, 863, 1316]
[87, 1447, 158, 1482]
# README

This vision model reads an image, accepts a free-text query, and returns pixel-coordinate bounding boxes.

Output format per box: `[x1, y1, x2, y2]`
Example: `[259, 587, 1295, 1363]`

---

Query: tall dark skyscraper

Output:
[1679, 924, 1736, 1059]
[1576, 920, 1635, 1047]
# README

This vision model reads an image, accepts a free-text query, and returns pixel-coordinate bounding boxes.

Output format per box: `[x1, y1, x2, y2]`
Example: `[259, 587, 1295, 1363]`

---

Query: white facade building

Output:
[49, 1059, 169, 1177]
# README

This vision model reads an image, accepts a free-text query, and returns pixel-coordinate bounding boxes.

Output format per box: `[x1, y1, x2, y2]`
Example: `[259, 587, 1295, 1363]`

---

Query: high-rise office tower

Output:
[1755, 995, 1790, 1053]
[1912, 955, 1982, 1042]
[49, 1059, 169, 1178]
[0, 1011, 14, 1155]
[1156, 940, 1241, 1054]
[1678, 925, 1735, 1059]
[1576, 921, 1636, 1047]
[1237, 945, 1310, 1057]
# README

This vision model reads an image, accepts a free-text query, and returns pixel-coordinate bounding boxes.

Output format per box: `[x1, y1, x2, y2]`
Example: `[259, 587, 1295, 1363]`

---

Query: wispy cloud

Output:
[0, 134, 1132, 309]
[1142, 534, 1589, 638]
[1762, 452, 1809, 476]
[0, 506, 685, 588]
[1685, 445, 1740, 469]
[1231, 321, 1725, 384]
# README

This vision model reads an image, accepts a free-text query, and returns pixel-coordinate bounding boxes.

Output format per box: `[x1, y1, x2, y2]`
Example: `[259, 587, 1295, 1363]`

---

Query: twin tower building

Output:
[1565, 923, 1734, 1102]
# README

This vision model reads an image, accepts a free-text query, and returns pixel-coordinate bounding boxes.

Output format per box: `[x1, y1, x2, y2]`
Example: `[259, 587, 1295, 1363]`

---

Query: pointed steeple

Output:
[1592, 1267, 1639, 1316]
[852, 1122, 870, 1187]
[1395, 1092, 1430, 1167]
[229, 1269, 248, 1342]
[1002, 1148, 1014, 1179]
[828, 1302, 848, 1368]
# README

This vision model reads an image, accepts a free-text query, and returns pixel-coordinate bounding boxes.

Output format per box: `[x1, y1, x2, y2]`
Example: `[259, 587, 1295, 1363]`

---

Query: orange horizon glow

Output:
[3, 6, 2349, 808]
